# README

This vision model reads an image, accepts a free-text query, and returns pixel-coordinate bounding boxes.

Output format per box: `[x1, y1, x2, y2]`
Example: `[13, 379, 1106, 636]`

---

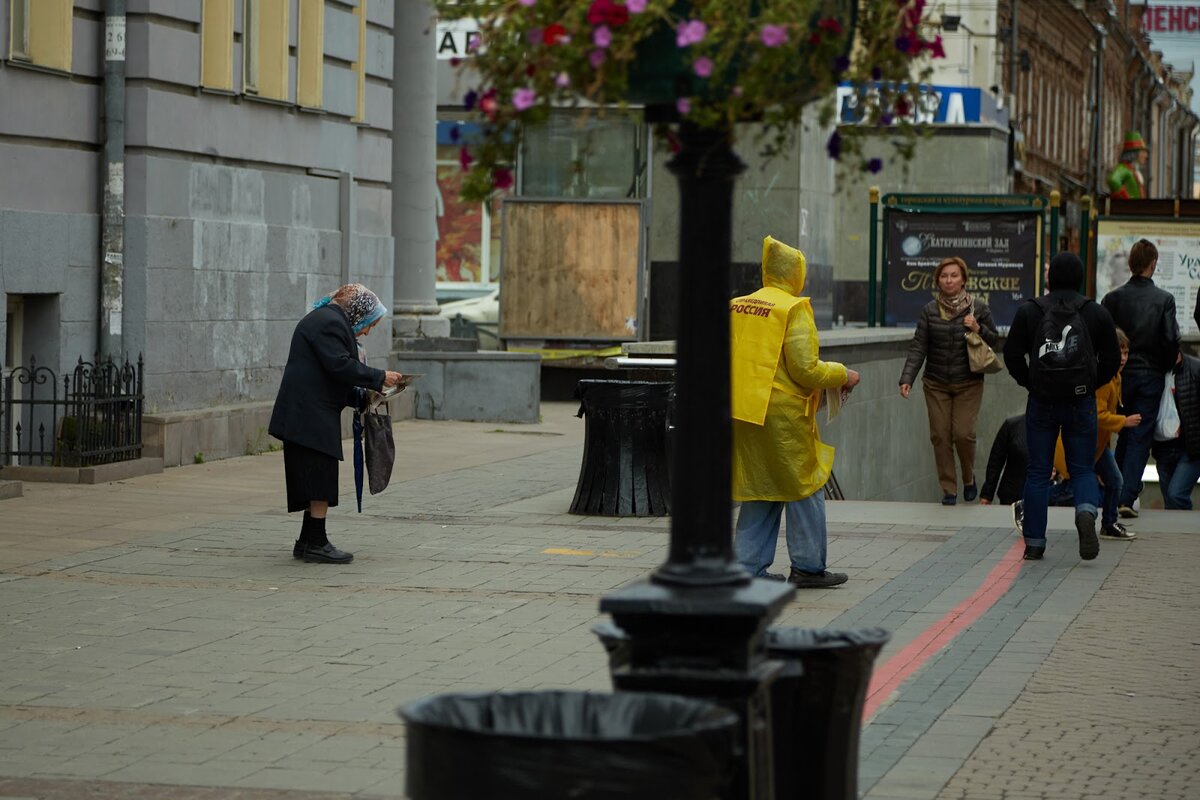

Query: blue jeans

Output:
[1094, 449, 1122, 527]
[1154, 440, 1200, 510]
[1115, 369, 1165, 507]
[1022, 395, 1100, 547]
[735, 494, 828, 576]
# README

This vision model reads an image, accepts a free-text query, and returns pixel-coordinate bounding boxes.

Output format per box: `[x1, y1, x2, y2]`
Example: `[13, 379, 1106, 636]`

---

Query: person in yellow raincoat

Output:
[731, 236, 859, 588]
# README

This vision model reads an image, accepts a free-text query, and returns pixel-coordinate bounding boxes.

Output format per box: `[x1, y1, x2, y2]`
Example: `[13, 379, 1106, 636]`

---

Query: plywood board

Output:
[499, 200, 643, 340]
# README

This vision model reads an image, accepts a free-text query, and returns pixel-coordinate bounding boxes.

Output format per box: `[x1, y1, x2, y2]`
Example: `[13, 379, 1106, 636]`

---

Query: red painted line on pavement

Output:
[863, 538, 1026, 722]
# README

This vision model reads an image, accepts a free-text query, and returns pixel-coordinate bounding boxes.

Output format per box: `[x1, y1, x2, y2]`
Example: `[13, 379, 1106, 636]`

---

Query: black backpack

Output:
[1028, 295, 1097, 399]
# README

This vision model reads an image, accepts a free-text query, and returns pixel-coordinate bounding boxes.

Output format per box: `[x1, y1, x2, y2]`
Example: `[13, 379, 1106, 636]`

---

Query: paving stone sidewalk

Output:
[0, 401, 1196, 799]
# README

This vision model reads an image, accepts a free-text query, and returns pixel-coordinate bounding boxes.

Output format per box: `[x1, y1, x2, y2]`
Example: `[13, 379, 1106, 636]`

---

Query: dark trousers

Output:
[1022, 395, 1100, 546]
[1115, 369, 1165, 507]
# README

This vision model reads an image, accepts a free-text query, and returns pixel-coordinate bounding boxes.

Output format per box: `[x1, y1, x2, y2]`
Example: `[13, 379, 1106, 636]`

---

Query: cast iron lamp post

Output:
[597, 117, 794, 800]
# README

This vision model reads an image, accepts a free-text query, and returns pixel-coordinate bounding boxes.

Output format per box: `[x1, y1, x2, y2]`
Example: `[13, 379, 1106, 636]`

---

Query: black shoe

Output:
[1076, 511, 1099, 561]
[760, 572, 786, 582]
[942, 493, 957, 506]
[963, 483, 978, 502]
[1012, 500, 1025, 534]
[1023, 545, 1045, 560]
[1117, 504, 1138, 519]
[293, 539, 305, 559]
[1099, 522, 1137, 540]
[302, 542, 354, 564]
[788, 569, 848, 588]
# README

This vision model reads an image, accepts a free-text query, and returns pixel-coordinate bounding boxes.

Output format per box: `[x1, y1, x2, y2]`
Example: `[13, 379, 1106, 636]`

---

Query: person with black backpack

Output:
[1003, 253, 1121, 561]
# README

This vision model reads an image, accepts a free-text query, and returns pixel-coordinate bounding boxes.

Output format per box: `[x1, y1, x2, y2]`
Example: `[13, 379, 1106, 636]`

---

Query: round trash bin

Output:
[765, 627, 892, 800]
[400, 690, 738, 800]
[570, 380, 673, 516]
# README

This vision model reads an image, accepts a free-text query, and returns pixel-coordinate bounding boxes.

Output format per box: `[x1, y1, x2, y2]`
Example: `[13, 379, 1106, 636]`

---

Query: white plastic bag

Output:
[1154, 373, 1181, 441]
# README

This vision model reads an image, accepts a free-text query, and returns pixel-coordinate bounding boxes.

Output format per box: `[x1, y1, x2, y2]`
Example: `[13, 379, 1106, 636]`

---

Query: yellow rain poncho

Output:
[731, 237, 849, 501]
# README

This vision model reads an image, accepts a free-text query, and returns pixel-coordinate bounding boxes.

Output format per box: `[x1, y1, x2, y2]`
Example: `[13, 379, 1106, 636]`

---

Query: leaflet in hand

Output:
[368, 374, 421, 410]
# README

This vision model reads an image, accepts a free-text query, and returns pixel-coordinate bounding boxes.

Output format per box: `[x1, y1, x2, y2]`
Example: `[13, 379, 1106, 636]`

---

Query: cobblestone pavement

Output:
[0, 401, 1196, 799]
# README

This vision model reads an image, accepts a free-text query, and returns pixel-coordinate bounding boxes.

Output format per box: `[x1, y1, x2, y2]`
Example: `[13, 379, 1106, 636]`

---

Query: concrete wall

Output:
[816, 329, 1028, 501]
[1, 2, 398, 453]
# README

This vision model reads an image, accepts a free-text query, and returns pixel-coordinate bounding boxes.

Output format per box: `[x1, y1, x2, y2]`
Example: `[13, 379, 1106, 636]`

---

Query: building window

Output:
[519, 111, 647, 199]
[8, 0, 72, 72]
[200, 0, 234, 90]
[243, 0, 289, 101]
[298, 0, 324, 108]
[435, 120, 509, 292]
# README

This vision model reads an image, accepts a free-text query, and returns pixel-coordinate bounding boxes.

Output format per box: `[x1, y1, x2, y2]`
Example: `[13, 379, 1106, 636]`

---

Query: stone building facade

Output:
[1, 1, 397, 463]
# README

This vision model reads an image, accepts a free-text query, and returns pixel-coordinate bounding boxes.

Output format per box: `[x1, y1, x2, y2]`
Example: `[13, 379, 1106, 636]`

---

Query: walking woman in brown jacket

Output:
[899, 257, 1000, 505]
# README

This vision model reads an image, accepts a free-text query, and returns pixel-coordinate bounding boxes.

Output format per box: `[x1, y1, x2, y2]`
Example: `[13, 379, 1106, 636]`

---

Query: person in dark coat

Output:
[1152, 353, 1200, 510]
[269, 284, 403, 564]
[1100, 238, 1181, 517]
[899, 257, 1000, 505]
[978, 414, 1073, 534]
[1003, 253, 1121, 562]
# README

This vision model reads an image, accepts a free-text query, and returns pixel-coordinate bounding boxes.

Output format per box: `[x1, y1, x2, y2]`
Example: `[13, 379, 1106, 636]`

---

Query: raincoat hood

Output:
[761, 236, 806, 297]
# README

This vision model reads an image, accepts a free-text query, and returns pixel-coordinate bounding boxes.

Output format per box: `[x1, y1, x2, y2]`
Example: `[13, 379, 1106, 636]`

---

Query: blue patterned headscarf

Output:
[313, 284, 388, 334]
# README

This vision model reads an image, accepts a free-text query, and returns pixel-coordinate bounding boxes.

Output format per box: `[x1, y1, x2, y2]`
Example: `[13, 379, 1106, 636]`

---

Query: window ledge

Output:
[241, 92, 294, 109]
[5, 58, 72, 78]
[199, 86, 238, 97]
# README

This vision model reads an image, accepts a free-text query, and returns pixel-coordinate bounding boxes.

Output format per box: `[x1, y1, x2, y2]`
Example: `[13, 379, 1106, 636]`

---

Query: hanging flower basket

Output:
[438, 0, 945, 201]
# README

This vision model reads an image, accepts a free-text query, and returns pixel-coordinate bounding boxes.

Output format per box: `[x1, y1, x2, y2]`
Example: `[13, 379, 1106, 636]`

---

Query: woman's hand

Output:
[963, 313, 980, 333]
[383, 371, 405, 388]
[899, 383, 911, 399]
[844, 369, 861, 390]
[1124, 413, 1142, 428]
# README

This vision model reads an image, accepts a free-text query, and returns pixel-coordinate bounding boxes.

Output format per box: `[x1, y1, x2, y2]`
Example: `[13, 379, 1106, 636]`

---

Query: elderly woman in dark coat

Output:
[269, 284, 403, 563]
[899, 257, 1000, 505]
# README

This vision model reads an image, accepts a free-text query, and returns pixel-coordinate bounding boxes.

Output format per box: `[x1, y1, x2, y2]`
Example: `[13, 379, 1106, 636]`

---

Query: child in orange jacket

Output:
[1054, 329, 1141, 539]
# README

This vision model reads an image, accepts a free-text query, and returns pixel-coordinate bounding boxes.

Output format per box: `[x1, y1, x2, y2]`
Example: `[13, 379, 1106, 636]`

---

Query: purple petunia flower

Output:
[759, 24, 788, 48]
[555, 72, 571, 88]
[518, 0, 536, 5]
[676, 97, 691, 115]
[589, 49, 607, 68]
[871, 66, 882, 81]
[867, 158, 883, 173]
[826, 131, 841, 159]
[833, 55, 850, 74]
[512, 88, 537, 111]
[463, 90, 478, 110]
[676, 20, 707, 47]
[627, 0, 647, 11]
[593, 25, 612, 48]
[693, 56, 713, 78]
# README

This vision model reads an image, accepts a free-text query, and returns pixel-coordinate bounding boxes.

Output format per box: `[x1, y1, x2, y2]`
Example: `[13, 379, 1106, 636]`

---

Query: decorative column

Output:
[391, 0, 449, 341]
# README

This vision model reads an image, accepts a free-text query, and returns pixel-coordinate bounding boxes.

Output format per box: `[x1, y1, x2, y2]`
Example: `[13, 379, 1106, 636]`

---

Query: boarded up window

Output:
[200, 0, 234, 90]
[298, 0, 324, 108]
[10, 0, 72, 71]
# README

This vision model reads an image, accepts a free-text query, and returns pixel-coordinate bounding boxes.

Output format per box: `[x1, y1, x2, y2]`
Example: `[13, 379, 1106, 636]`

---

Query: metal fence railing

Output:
[1, 354, 144, 468]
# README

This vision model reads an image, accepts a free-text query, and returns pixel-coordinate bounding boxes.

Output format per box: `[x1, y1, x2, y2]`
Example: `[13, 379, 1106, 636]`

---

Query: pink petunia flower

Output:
[589, 48, 607, 68]
[593, 25, 612, 48]
[675, 20, 707, 47]
[693, 57, 713, 78]
[518, 0, 536, 5]
[555, 72, 571, 88]
[512, 88, 537, 111]
[676, 97, 691, 115]
[627, 0, 647, 11]
[760, 24, 788, 47]
[493, 168, 514, 190]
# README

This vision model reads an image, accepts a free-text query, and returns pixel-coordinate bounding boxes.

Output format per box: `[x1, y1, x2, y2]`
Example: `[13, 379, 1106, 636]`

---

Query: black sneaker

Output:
[1076, 511, 1099, 560]
[302, 542, 354, 564]
[963, 483, 978, 502]
[1117, 505, 1138, 519]
[788, 569, 848, 588]
[1012, 500, 1025, 534]
[1099, 522, 1137, 540]
[1023, 545, 1045, 560]
[760, 572, 786, 582]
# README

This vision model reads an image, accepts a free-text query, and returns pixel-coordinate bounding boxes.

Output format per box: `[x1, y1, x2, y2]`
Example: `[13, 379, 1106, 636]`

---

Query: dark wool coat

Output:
[269, 304, 386, 459]
[900, 299, 1000, 387]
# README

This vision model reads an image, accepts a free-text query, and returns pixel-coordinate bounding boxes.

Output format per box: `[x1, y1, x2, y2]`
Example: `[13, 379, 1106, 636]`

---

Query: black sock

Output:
[308, 515, 329, 547]
[299, 510, 314, 543]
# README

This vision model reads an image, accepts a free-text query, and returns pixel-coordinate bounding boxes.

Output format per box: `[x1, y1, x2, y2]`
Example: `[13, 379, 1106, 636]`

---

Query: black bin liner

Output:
[400, 690, 738, 800]
[570, 380, 673, 516]
[766, 627, 892, 800]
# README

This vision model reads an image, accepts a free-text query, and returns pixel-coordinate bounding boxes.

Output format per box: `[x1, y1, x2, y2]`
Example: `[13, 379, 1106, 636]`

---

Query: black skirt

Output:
[283, 441, 340, 513]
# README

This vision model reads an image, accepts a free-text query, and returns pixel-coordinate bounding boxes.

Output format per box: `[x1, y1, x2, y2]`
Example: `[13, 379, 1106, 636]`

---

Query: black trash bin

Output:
[400, 690, 739, 800]
[570, 380, 673, 516]
[765, 627, 892, 800]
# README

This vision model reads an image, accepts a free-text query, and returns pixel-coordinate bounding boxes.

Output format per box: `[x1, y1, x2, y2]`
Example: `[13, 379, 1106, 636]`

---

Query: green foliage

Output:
[437, 0, 942, 201]
[193, 451, 206, 464]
